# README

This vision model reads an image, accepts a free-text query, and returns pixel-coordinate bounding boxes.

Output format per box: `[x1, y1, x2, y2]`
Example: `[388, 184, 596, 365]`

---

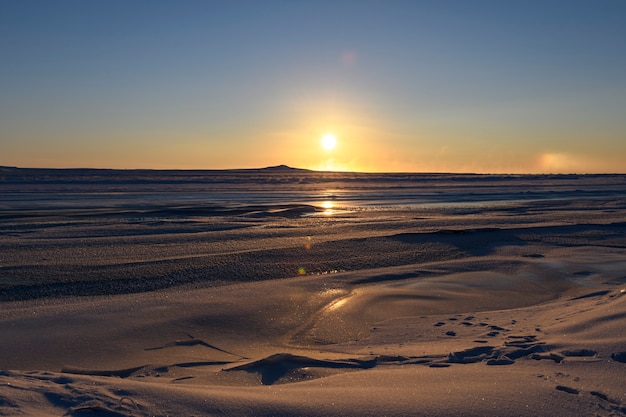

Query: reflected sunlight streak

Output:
[327, 297, 347, 311]
[321, 200, 334, 215]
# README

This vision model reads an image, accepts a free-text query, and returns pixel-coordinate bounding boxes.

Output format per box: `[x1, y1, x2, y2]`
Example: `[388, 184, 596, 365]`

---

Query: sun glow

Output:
[321, 134, 337, 150]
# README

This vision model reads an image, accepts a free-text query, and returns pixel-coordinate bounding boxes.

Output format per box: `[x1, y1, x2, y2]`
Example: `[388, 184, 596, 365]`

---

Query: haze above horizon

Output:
[1, 1, 625, 174]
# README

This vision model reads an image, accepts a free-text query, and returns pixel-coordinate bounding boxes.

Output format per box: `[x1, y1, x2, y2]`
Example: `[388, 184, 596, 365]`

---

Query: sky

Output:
[1, 0, 625, 173]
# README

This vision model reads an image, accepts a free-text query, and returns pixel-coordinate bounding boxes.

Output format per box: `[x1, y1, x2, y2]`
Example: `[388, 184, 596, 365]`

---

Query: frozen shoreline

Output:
[1, 171, 625, 415]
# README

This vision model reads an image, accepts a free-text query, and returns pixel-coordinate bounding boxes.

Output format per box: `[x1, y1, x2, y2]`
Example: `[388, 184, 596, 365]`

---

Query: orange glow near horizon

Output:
[5, 118, 625, 174]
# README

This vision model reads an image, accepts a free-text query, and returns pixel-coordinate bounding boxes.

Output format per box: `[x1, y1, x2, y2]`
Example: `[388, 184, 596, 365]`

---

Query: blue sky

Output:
[1, 0, 625, 172]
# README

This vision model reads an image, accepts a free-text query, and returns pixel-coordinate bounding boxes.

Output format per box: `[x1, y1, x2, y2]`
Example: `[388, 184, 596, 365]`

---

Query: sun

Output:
[321, 134, 337, 150]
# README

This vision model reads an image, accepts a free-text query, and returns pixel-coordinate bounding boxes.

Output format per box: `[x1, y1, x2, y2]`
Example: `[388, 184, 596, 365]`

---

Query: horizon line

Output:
[1, 164, 625, 176]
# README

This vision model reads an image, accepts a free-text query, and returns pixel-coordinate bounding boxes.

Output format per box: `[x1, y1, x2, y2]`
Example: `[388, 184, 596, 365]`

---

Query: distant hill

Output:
[258, 165, 310, 172]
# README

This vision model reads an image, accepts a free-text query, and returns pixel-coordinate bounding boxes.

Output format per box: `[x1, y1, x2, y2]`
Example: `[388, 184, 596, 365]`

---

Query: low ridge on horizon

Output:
[1, 164, 624, 176]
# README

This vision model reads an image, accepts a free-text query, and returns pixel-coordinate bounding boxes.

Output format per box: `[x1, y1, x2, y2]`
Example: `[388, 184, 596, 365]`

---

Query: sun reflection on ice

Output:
[321, 201, 334, 215]
[326, 297, 347, 311]
[318, 289, 351, 312]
